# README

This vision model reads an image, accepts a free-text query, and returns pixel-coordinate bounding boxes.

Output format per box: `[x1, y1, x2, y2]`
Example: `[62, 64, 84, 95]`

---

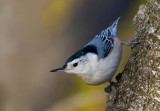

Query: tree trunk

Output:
[106, 0, 160, 110]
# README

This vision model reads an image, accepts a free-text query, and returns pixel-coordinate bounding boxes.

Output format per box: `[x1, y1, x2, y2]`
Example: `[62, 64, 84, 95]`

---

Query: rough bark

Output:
[106, 0, 160, 110]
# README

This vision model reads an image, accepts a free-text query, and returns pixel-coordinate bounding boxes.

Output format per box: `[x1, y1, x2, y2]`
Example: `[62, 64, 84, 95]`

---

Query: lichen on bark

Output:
[106, 0, 160, 110]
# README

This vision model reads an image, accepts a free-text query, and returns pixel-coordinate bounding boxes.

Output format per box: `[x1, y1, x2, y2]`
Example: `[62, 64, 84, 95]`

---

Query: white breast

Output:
[80, 37, 122, 85]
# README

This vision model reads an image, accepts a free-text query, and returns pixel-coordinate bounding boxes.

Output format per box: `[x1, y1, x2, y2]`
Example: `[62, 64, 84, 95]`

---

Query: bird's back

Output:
[86, 17, 120, 59]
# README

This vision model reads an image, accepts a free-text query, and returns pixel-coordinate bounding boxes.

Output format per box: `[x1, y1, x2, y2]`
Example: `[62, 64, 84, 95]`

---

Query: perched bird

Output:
[51, 17, 130, 85]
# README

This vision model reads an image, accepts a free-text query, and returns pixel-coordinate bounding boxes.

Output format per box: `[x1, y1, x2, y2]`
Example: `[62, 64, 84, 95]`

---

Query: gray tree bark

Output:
[106, 0, 160, 110]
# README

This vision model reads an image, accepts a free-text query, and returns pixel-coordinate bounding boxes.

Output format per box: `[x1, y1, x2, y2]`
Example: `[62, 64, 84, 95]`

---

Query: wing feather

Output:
[86, 17, 120, 59]
[87, 35, 114, 59]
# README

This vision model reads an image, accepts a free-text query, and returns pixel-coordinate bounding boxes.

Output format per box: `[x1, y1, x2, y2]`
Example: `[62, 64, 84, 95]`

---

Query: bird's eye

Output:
[73, 63, 78, 67]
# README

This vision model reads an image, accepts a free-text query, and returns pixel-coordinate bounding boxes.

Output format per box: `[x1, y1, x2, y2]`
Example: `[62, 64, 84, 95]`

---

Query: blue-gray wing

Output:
[86, 17, 120, 59]
[87, 35, 114, 59]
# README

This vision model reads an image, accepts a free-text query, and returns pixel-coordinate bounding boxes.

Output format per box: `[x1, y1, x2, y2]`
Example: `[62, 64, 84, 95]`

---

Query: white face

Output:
[64, 53, 98, 75]
[64, 56, 87, 74]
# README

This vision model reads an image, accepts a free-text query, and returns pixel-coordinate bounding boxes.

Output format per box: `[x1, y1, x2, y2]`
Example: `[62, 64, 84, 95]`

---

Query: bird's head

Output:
[50, 54, 88, 75]
[50, 45, 98, 75]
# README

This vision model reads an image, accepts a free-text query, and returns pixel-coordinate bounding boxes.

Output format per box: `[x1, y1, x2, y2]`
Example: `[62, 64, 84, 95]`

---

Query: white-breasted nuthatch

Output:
[51, 17, 134, 85]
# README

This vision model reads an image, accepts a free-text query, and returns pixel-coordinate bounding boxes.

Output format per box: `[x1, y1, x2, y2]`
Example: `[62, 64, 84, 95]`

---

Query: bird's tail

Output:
[99, 17, 120, 37]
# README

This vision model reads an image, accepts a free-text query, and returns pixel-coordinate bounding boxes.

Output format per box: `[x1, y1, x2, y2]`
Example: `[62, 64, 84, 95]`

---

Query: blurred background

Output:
[0, 0, 146, 111]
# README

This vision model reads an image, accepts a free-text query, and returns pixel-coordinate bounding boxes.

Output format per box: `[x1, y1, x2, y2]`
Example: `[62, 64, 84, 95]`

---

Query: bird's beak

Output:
[50, 67, 64, 72]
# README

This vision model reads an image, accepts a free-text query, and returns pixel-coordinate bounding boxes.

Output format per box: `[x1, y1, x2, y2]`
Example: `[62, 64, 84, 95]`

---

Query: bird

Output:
[50, 17, 131, 85]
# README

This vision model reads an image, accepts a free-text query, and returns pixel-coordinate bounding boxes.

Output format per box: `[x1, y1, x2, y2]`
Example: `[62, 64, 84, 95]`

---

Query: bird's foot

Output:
[105, 73, 123, 103]
[105, 84, 112, 93]
[104, 81, 117, 93]
[121, 36, 138, 46]
[116, 72, 122, 83]
[105, 81, 117, 103]
[121, 36, 140, 49]
[105, 72, 123, 93]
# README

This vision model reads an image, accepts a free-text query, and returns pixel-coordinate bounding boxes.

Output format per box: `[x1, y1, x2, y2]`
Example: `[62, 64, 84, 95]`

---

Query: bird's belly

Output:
[80, 74, 108, 85]
[78, 54, 122, 85]
[79, 38, 122, 85]
[79, 66, 116, 85]
[83, 42, 122, 85]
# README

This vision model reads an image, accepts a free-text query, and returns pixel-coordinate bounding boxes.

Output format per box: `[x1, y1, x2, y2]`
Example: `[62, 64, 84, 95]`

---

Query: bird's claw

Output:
[131, 41, 141, 50]
[105, 81, 117, 93]
[105, 81, 117, 103]
[121, 36, 140, 50]
[105, 85, 112, 93]
[105, 73, 123, 103]
[116, 73, 122, 83]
